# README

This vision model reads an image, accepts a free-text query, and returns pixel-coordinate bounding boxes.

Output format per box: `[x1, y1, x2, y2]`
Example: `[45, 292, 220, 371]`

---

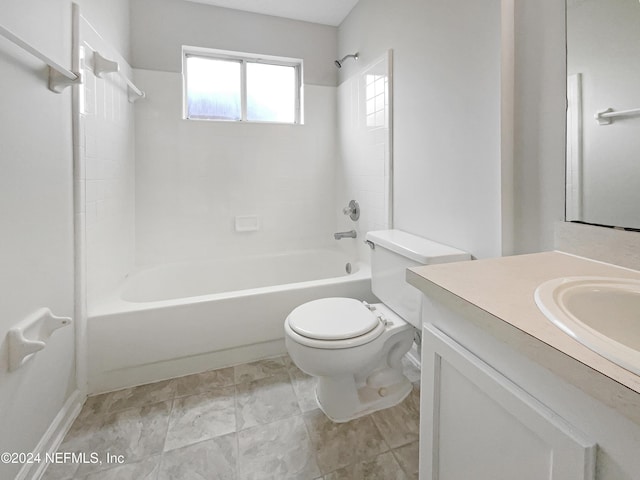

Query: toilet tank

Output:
[365, 230, 470, 328]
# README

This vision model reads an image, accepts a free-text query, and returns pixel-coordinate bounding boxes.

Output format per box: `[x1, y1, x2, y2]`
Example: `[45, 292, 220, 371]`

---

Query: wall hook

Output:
[7, 308, 72, 371]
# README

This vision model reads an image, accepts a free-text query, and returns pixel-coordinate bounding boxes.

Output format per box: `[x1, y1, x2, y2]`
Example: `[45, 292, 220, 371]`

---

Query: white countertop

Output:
[407, 251, 640, 421]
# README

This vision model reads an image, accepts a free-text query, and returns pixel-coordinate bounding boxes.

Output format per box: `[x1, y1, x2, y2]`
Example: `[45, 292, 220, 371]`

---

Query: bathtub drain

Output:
[345, 262, 352, 274]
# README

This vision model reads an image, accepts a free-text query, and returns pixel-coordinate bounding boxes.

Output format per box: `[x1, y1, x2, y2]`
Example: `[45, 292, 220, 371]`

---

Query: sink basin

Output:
[534, 276, 640, 376]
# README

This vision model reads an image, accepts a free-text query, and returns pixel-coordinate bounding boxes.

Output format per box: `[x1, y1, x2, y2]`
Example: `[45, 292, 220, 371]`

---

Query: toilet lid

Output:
[287, 298, 380, 341]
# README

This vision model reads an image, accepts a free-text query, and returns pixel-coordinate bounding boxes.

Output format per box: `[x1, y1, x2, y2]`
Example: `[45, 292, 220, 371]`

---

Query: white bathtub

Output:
[87, 249, 376, 393]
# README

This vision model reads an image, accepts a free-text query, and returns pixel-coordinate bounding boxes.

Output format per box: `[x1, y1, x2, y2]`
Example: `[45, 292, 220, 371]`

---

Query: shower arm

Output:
[340, 54, 358, 63]
[335, 52, 359, 68]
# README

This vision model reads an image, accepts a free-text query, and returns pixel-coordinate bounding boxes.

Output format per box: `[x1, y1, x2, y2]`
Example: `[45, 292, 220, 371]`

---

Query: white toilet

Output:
[284, 229, 470, 422]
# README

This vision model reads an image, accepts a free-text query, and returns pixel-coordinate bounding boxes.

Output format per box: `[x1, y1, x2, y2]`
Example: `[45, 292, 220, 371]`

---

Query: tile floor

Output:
[41, 355, 421, 480]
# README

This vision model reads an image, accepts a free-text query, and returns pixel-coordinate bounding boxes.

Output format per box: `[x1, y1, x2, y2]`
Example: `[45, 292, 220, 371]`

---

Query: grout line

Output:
[390, 441, 419, 480]
[369, 411, 393, 454]
[160, 396, 176, 454]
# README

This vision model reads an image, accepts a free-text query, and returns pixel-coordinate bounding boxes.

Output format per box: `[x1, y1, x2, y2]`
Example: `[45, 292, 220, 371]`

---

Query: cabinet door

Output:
[420, 325, 596, 480]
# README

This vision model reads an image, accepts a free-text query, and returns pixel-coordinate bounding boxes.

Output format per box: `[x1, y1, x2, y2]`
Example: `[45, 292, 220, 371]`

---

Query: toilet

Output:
[284, 229, 470, 422]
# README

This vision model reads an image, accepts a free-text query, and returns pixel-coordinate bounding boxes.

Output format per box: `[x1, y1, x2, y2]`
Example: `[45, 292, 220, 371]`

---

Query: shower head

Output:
[334, 52, 359, 69]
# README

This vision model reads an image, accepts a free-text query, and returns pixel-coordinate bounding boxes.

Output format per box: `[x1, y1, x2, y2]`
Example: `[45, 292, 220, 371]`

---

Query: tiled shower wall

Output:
[133, 69, 339, 266]
[336, 53, 392, 260]
[79, 16, 135, 307]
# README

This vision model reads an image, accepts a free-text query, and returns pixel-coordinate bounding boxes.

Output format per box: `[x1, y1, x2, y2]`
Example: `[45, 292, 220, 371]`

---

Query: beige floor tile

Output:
[235, 373, 300, 430]
[234, 357, 288, 384]
[105, 379, 177, 413]
[51, 413, 109, 479]
[238, 415, 320, 480]
[165, 387, 236, 451]
[174, 367, 235, 397]
[40, 460, 78, 480]
[81, 455, 160, 480]
[323, 451, 409, 480]
[303, 409, 388, 474]
[74, 393, 113, 425]
[286, 361, 318, 413]
[75, 401, 171, 477]
[55, 355, 421, 480]
[371, 384, 420, 448]
[393, 441, 419, 480]
[157, 434, 237, 480]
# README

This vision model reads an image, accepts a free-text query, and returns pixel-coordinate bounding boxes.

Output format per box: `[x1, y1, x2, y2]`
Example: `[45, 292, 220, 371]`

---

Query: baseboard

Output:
[16, 390, 84, 480]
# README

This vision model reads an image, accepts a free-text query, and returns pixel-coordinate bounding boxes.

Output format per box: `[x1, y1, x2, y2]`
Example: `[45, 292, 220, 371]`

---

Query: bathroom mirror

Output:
[565, 0, 640, 230]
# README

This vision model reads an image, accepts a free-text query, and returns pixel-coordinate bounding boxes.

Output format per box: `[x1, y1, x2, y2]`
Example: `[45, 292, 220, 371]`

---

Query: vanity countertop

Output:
[407, 250, 640, 416]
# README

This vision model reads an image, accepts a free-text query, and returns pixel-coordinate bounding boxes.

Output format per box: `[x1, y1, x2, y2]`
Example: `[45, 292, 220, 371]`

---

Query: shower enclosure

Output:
[73, 5, 394, 392]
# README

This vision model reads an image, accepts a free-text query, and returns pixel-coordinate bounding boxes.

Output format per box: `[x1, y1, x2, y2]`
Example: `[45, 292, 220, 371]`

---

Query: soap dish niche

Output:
[7, 308, 72, 371]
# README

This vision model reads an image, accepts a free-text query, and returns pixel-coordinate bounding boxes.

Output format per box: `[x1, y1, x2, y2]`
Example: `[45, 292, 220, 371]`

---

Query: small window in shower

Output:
[183, 47, 303, 124]
[185, 56, 242, 120]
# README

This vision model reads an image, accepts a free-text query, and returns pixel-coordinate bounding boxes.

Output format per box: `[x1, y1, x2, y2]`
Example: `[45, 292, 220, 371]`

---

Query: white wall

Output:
[0, 3, 75, 477]
[130, 0, 341, 266]
[566, 0, 640, 230]
[131, 0, 337, 86]
[339, 0, 504, 259]
[79, 0, 131, 63]
[512, 0, 566, 254]
[0, 2, 129, 478]
[338, 0, 566, 257]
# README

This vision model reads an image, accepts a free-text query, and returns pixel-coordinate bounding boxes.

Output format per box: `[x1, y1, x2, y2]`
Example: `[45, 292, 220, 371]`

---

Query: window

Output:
[183, 47, 303, 124]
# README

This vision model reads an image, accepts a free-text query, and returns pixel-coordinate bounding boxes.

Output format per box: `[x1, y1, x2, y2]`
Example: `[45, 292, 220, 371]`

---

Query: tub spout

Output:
[334, 230, 357, 240]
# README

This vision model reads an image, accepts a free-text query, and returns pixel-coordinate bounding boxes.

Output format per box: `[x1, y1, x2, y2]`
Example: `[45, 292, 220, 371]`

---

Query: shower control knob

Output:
[342, 200, 360, 221]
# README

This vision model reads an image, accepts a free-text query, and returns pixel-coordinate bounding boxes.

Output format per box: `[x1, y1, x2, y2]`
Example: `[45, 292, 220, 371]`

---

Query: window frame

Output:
[182, 46, 303, 125]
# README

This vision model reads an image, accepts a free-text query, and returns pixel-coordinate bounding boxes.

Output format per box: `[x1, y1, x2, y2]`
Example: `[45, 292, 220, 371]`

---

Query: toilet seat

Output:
[288, 298, 380, 340]
[285, 298, 392, 350]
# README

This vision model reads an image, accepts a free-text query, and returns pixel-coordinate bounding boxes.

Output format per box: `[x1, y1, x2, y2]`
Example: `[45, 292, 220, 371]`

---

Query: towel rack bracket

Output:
[93, 51, 119, 78]
[595, 107, 640, 126]
[127, 85, 146, 103]
[48, 67, 82, 94]
[91, 49, 145, 103]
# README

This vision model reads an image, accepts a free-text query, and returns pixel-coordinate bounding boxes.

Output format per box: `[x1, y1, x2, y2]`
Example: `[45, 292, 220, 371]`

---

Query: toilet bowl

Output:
[284, 229, 470, 423]
[285, 298, 414, 422]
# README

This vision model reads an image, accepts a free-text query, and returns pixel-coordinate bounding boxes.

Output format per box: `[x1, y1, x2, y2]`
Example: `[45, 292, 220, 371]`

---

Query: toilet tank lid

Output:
[366, 229, 470, 264]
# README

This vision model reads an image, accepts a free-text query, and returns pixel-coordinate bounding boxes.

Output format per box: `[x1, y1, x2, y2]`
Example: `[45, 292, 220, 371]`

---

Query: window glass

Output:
[246, 63, 296, 123]
[185, 56, 241, 120]
[183, 48, 302, 124]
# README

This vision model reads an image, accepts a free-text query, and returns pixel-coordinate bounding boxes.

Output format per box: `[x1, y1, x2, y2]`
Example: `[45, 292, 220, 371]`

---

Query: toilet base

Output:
[315, 370, 413, 423]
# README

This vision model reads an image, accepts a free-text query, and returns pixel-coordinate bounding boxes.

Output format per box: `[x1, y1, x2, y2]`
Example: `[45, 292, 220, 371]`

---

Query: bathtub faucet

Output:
[334, 230, 357, 240]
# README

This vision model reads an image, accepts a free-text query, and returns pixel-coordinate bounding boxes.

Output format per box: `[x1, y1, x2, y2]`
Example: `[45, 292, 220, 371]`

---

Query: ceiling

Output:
[184, 0, 359, 26]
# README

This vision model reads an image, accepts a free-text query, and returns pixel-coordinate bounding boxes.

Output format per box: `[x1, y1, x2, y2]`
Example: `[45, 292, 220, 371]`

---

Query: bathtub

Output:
[87, 248, 376, 393]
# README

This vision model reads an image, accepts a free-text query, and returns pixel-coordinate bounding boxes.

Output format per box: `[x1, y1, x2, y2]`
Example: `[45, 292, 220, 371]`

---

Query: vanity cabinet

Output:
[415, 285, 640, 480]
[420, 324, 595, 480]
